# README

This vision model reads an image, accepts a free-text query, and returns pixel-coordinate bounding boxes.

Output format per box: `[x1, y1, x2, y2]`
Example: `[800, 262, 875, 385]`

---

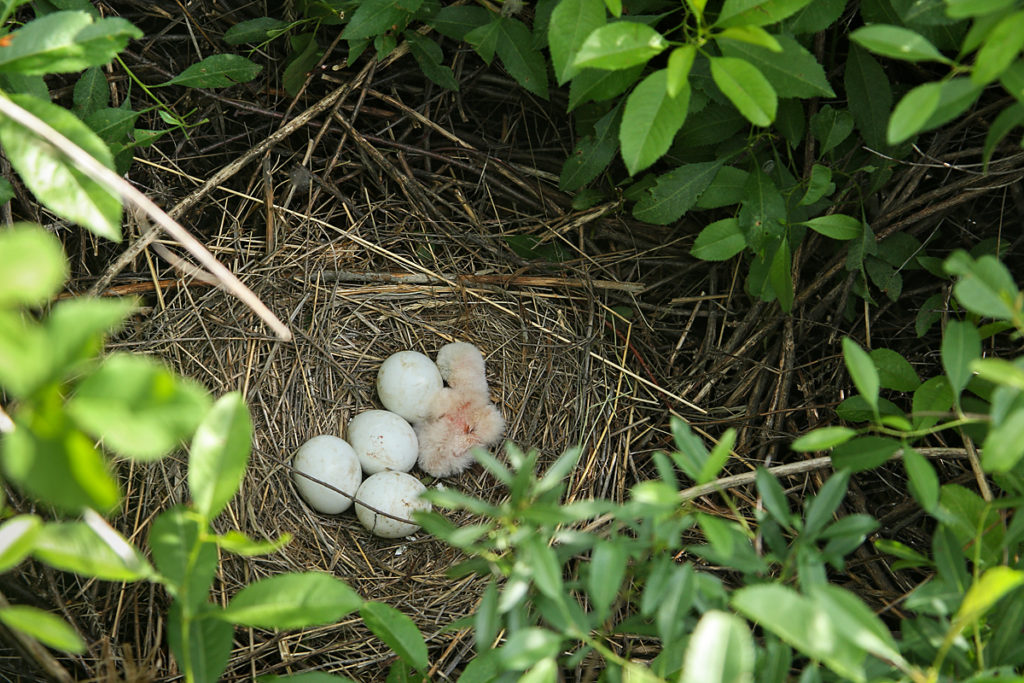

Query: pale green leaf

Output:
[620, 69, 690, 175]
[887, 81, 941, 145]
[851, 24, 950, 63]
[715, 0, 816, 28]
[709, 56, 776, 126]
[0, 225, 67, 308]
[0, 606, 85, 654]
[573, 22, 668, 70]
[791, 426, 857, 452]
[188, 392, 251, 521]
[0, 11, 141, 75]
[219, 572, 363, 629]
[691, 218, 745, 261]
[681, 611, 755, 683]
[361, 602, 429, 672]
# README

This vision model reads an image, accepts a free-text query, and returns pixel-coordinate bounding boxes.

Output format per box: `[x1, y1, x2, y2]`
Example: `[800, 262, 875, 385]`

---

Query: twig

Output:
[0, 94, 293, 341]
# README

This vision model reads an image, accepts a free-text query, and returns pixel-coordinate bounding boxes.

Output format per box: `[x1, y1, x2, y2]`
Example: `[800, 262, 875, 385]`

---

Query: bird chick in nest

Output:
[415, 342, 505, 477]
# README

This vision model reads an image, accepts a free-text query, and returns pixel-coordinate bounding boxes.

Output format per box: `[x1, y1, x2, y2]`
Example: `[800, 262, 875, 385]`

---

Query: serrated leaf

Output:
[495, 16, 548, 97]
[560, 105, 621, 191]
[810, 105, 854, 154]
[715, 0, 816, 28]
[632, 160, 722, 224]
[573, 22, 668, 70]
[738, 168, 785, 252]
[692, 218, 745, 261]
[341, 0, 411, 39]
[0, 94, 121, 241]
[548, 0, 605, 84]
[429, 5, 491, 41]
[709, 56, 776, 126]
[157, 54, 261, 88]
[620, 69, 690, 175]
[851, 24, 950, 63]
[405, 33, 458, 91]
[72, 67, 108, 118]
[719, 34, 833, 98]
[844, 46, 892, 148]
[0, 11, 141, 75]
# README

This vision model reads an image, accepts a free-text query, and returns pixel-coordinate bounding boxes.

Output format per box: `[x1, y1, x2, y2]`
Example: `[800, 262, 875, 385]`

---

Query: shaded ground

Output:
[2, 1, 1024, 680]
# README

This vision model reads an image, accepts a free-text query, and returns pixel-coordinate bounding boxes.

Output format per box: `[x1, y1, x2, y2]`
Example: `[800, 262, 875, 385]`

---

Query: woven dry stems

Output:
[4, 1, 1024, 680]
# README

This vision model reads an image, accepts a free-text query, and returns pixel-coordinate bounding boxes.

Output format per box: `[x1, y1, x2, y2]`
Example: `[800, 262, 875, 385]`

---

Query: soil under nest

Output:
[3, 1, 1024, 680]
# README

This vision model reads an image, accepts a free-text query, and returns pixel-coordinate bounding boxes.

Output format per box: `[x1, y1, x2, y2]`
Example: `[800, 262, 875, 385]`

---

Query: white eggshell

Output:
[347, 410, 419, 474]
[355, 471, 431, 538]
[291, 435, 362, 514]
[376, 351, 443, 423]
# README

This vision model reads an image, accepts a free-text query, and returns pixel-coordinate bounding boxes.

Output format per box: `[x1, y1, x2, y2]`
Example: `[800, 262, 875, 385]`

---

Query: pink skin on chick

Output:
[415, 342, 506, 477]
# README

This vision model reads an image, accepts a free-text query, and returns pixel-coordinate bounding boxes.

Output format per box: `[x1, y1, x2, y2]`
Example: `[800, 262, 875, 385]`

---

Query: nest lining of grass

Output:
[3, 2, 1024, 679]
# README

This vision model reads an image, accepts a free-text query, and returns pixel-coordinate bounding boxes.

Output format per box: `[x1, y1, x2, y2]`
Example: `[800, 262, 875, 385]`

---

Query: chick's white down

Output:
[415, 342, 505, 477]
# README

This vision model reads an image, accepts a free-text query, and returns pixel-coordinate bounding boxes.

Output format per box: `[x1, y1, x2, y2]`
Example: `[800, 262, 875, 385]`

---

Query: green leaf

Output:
[972, 11, 1024, 85]
[983, 102, 1024, 169]
[560, 104, 621, 191]
[188, 392, 251, 521]
[842, 337, 879, 416]
[807, 584, 905, 667]
[633, 160, 721, 224]
[464, 16, 501, 63]
[715, 0, 816, 28]
[497, 628, 563, 671]
[573, 22, 669, 71]
[810, 105, 853, 154]
[220, 572, 363, 629]
[341, 0, 411, 39]
[67, 353, 211, 461]
[738, 167, 786, 252]
[157, 54, 261, 88]
[168, 604, 233, 683]
[887, 81, 941, 144]
[768, 237, 793, 312]
[32, 521, 153, 582]
[791, 426, 857, 452]
[953, 567, 1024, 630]
[46, 297, 135, 383]
[799, 164, 834, 206]
[83, 107, 140, 146]
[982, 408, 1024, 472]
[831, 435, 901, 473]
[150, 506, 218, 615]
[921, 78, 984, 134]
[844, 46, 891, 149]
[681, 610, 755, 683]
[692, 218, 745, 261]
[697, 165, 749, 208]
[213, 530, 292, 557]
[912, 375, 953, 430]
[947, 252, 1020, 320]
[495, 17, 548, 97]
[0, 225, 67, 308]
[800, 214, 861, 241]
[0, 313, 50, 398]
[548, 0, 605, 84]
[941, 320, 981, 404]
[429, 5, 491, 41]
[223, 17, 289, 45]
[0, 606, 85, 654]
[0, 11, 141, 75]
[72, 67, 109, 118]
[666, 45, 697, 98]
[903, 446, 939, 512]
[716, 25, 782, 52]
[620, 69, 690, 175]
[785, 0, 846, 33]
[0, 515, 40, 573]
[709, 56, 776, 126]
[0, 94, 121, 241]
[870, 348, 920, 391]
[567, 65, 643, 110]
[405, 33, 458, 91]
[850, 24, 950, 63]
[718, 34, 833, 98]
[283, 34, 320, 97]
[361, 602, 429, 673]
[946, 0, 1016, 18]
[588, 540, 628, 620]
[523, 535, 563, 600]
[803, 469, 850, 539]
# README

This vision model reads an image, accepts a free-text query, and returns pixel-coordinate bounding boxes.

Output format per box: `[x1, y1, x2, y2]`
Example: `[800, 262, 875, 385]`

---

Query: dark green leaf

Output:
[620, 69, 690, 175]
[589, 540, 628, 620]
[738, 168, 786, 252]
[361, 602, 429, 672]
[842, 337, 879, 416]
[167, 603, 232, 683]
[715, 0, 816, 28]
[799, 164, 834, 206]
[633, 160, 721, 224]
[405, 33, 458, 91]
[0, 11, 141, 75]
[784, 0, 846, 33]
[903, 446, 939, 512]
[567, 65, 643, 111]
[983, 102, 1024, 169]
[844, 46, 892, 148]
[341, 0, 411, 39]
[188, 392, 251, 520]
[429, 5, 491, 41]
[718, 34, 833, 98]
[830, 435, 901, 473]
[810, 105, 853, 154]
[223, 17, 289, 45]
[692, 218, 745, 261]
[283, 34, 321, 97]
[803, 470, 849, 539]
[870, 348, 920, 391]
[941, 320, 981, 404]
[912, 375, 953, 430]
[696, 165, 749, 209]
[548, 0, 605, 84]
[495, 17, 548, 97]
[573, 22, 668, 70]
[560, 105, 621, 191]
[219, 572, 363, 629]
[709, 56, 776, 126]
[0, 225, 67, 308]
[769, 237, 793, 312]
[0, 94, 121, 240]
[157, 54, 261, 88]
[972, 11, 1024, 85]
[72, 67, 108, 118]
[464, 16, 501, 63]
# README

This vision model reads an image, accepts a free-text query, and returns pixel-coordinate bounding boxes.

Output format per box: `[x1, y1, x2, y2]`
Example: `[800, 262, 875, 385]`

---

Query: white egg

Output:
[291, 435, 362, 514]
[355, 471, 431, 538]
[376, 350, 443, 423]
[347, 410, 419, 474]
